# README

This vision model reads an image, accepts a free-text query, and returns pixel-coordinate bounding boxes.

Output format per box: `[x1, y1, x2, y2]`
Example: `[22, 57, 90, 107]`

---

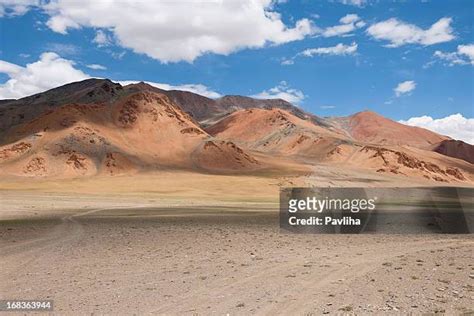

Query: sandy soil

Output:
[1, 173, 473, 315]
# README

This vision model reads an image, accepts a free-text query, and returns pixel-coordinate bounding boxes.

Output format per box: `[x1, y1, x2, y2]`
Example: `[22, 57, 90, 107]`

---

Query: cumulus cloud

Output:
[301, 42, 358, 57]
[458, 44, 474, 63]
[280, 13, 363, 65]
[29, 0, 317, 63]
[367, 17, 455, 47]
[0, 52, 89, 99]
[86, 64, 107, 70]
[0, 53, 220, 100]
[251, 81, 305, 104]
[434, 44, 474, 66]
[0, 60, 23, 75]
[394, 80, 416, 97]
[433, 51, 466, 66]
[321, 14, 365, 37]
[0, 0, 38, 17]
[399, 114, 474, 144]
[118, 80, 222, 99]
[340, 14, 360, 24]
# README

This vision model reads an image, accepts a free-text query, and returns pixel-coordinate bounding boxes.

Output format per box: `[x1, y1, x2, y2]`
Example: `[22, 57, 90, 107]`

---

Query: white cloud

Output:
[434, 44, 474, 66]
[301, 42, 358, 57]
[0, 52, 223, 100]
[394, 80, 416, 97]
[35, 0, 316, 63]
[251, 81, 304, 104]
[355, 21, 366, 28]
[86, 64, 107, 70]
[46, 14, 79, 34]
[281, 58, 294, 65]
[399, 114, 474, 144]
[0, 52, 89, 99]
[367, 17, 455, 47]
[321, 14, 365, 37]
[458, 44, 474, 64]
[280, 14, 363, 64]
[0, 0, 38, 17]
[0, 53, 223, 100]
[118, 81, 222, 99]
[340, 14, 359, 24]
[0, 60, 23, 75]
[433, 51, 467, 66]
[339, 0, 367, 7]
[93, 30, 113, 47]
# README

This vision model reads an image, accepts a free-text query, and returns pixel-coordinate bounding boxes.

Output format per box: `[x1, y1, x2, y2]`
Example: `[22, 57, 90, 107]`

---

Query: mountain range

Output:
[0, 78, 472, 183]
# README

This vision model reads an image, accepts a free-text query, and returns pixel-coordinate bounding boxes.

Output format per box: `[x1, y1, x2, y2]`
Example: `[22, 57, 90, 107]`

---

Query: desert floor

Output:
[0, 171, 473, 315]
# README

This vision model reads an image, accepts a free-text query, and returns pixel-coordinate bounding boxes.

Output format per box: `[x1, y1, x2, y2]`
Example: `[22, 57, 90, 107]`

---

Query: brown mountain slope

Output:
[124, 82, 222, 123]
[124, 82, 334, 129]
[431, 140, 474, 164]
[0, 79, 126, 136]
[0, 91, 261, 177]
[324, 143, 473, 183]
[0, 79, 337, 139]
[207, 108, 473, 183]
[206, 108, 348, 159]
[328, 111, 449, 148]
[0, 79, 471, 183]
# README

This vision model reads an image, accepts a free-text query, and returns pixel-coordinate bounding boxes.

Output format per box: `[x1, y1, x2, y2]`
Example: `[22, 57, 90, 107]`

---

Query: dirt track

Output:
[1, 203, 473, 315]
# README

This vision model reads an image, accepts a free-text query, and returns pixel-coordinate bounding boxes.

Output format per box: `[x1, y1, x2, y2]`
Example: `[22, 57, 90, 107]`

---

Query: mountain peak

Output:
[123, 81, 160, 91]
[352, 110, 385, 119]
[347, 110, 448, 147]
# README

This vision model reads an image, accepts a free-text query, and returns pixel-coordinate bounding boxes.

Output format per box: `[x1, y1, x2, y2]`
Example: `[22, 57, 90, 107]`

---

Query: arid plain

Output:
[1, 172, 473, 314]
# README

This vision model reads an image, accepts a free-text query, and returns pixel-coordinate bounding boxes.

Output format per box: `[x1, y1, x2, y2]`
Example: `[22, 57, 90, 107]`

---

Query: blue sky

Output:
[0, 0, 472, 141]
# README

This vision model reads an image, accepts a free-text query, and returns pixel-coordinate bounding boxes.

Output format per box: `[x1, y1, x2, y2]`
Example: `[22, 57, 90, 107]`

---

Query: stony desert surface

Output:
[1, 173, 473, 315]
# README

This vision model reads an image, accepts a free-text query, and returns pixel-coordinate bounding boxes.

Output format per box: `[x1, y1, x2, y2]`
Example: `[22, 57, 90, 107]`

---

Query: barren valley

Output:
[1, 185, 473, 315]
